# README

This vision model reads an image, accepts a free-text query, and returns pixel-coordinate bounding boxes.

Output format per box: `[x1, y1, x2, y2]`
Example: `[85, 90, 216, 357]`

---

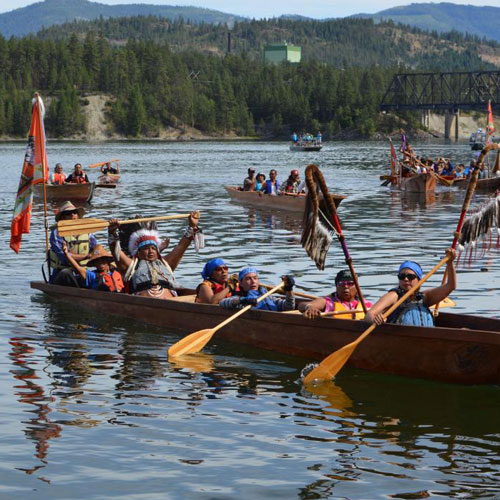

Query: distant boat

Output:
[224, 186, 344, 212]
[290, 143, 322, 152]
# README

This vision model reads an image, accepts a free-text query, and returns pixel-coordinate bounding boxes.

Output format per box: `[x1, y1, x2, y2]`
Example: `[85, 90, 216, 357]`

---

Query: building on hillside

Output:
[263, 43, 301, 64]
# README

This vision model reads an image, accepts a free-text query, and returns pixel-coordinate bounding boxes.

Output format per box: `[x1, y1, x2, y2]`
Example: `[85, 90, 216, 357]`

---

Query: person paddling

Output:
[364, 249, 456, 327]
[299, 270, 372, 320]
[219, 267, 295, 311]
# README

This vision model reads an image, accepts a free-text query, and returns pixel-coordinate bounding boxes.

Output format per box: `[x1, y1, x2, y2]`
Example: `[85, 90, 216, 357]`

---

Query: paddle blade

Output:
[430, 297, 455, 310]
[303, 341, 357, 384]
[168, 329, 215, 358]
[57, 218, 108, 237]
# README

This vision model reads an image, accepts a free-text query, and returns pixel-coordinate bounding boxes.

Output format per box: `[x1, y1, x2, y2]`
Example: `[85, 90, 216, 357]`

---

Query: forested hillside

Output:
[39, 16, 500, 71]
[0, 14, 499, 140]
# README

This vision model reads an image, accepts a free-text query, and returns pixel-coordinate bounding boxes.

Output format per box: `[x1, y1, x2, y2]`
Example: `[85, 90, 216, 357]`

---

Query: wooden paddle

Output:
[57, 213, 195, 237]
[88, 159, 120, 168]
[303, 256, 451, 384]
[262, 283, 319, 300]
[168, 282, 285, 358]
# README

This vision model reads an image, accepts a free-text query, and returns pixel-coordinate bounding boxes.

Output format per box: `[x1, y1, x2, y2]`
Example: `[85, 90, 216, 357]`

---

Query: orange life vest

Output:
[98, 270, 124, 293]
[195, 279, 232, 302]
[52, 173, 66, 185]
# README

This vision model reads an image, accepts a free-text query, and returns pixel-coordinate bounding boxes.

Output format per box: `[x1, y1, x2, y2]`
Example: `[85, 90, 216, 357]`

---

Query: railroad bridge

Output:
[380, 71, 500, 139]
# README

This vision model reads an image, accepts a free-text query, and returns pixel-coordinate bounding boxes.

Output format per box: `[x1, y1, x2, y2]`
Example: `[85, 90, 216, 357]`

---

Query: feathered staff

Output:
[301, 164, 367, 313]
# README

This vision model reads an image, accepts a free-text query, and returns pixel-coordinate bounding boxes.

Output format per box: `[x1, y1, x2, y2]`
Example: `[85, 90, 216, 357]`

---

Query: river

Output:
[0, 140, 499, 499]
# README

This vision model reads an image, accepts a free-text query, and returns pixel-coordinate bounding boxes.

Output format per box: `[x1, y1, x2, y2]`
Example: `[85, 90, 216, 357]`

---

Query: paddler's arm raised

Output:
[164, 211, 200, 271]
[108, 219, 132, 273]
[423, 248, 457, 307]
[62, 242, 87, 281]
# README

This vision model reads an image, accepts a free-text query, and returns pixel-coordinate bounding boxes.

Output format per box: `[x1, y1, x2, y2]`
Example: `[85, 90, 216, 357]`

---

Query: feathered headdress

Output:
[128, 229, 160, 256]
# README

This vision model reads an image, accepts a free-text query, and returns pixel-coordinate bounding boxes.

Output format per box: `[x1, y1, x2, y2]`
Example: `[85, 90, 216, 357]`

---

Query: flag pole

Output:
[34, 93, 50, 269]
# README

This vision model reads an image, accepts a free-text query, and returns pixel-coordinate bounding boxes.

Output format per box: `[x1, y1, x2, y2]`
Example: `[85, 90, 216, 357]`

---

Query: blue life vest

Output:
[387, 288, 434, 327]
[263, 179, 280, 194]
[245, 287, 278, 311]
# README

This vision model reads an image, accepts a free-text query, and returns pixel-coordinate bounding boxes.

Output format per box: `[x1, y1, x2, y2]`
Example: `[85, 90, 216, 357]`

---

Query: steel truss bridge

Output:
[380, 71, 500, 111]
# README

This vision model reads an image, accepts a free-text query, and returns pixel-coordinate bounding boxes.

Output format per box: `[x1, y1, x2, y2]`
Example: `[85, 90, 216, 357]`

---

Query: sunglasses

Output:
[398, 273, 418, 281]
[337, 280, 355, 287]
[214, 266, 228, 272]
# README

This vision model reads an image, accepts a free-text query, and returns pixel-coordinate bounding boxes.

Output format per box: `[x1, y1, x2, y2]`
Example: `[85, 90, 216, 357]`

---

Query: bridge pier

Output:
[444, 110, 460, 141]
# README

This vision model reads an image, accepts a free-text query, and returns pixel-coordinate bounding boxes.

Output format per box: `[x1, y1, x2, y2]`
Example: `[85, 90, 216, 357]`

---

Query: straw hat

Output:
[55, 200, 85, 221]
[87, 244, 113, 265]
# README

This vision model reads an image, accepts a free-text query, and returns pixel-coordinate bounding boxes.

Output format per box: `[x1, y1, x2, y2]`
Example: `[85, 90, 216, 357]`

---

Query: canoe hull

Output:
[457, 175, 500, 192]
[31, 281, 500, 385]
[225, 186, 345, 212]
[98, 174, 120, 185]
[290, 144, 322, 152]
[34, 182, 95, 203]
[401, 173, 436, 193]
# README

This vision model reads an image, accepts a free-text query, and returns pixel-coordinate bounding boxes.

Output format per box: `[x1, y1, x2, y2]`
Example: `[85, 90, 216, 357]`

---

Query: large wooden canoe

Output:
[401, 173, 436, 193]
[456, 175, 500, 192]
[225, 186, 345, 212]
[31, 281, 500, 385]
[34, 182, 95, 203]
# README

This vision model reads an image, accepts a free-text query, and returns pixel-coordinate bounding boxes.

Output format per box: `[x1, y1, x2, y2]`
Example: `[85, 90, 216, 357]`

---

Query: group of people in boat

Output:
[48, 161, 119, 185]
[48, 200, 457, 328]
[291, 131, 322, 147]
[400, 156, 489, 180]
[49, 163, 90, 185]
[242, 168, 306, 195]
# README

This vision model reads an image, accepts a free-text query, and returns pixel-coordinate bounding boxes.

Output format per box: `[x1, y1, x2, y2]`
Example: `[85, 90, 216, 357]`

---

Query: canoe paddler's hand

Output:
[303, 305, 322, 320]
[62, 241, 69, 255]
[445, 247, 456, 262]
[372, 313, 386, 326]
[189, 211, 200, 229]
[239, 297, 258, 307]
[228, 273, 239, 294]
[108, 218, 120, 236]
[282, 275, 295, 292]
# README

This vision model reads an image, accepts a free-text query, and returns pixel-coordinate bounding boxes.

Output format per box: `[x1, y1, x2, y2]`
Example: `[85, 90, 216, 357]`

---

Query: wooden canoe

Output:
[34, 182, 95, 203]
[225, 186, 345, 212]
[401, 173, 436, 193]
[98, 173, 120, 185]
[290, 144, 322, 152]
[456, 175, 500, 192]
[31, 281, 500, 385]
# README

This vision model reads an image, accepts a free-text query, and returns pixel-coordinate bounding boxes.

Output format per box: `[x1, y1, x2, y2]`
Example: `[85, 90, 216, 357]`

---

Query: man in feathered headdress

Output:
[108, 211, 203, 299]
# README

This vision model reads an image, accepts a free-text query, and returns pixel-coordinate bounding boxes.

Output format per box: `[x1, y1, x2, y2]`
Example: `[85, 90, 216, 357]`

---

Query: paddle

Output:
[303, 256, 451, 384]
[262, 283, 319, 300]
[57, 213, 195, 237]
[88, 159, 120, 169]
[168, 282, 285, 358]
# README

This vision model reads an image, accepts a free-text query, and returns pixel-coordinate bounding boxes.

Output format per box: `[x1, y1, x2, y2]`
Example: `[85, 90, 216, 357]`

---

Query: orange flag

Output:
[487, 100, 495, 140]
[10, 96, 48, 253]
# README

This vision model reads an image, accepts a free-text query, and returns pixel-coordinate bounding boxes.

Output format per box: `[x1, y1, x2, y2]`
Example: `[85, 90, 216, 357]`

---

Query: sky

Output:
[1, 0, 500, 17]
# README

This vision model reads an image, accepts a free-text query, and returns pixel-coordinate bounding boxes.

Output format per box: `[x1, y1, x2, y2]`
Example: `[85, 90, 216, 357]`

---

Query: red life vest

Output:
[195, 279, 232, 302]
[52, 173, 66, 185]
[98, 270, 124, 293]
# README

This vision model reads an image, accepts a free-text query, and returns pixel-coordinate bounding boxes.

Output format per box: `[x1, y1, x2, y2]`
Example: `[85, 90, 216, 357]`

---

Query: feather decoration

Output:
[301, 165, 335, 270]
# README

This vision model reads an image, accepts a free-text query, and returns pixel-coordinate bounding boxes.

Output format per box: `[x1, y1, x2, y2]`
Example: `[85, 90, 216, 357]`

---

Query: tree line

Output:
[0, 30, 437, 138]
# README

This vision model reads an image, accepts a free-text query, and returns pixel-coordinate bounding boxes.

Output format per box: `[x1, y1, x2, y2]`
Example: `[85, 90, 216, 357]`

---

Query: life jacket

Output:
[69, 173, 87, 184]
[97, 269, 124, 293]
[387, 288, 434, 327]
[126, 258, 176, 294]
[263, 179, 280, 195]
[324, 294, 366, 320]
[49, 234, 90, 270]
[195, 279, 232, 302]
[51, 173, 66, 185]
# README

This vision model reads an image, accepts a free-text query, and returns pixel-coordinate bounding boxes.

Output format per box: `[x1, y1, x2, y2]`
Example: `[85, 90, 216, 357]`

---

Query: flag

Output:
[487, 100, 495, 140]
[10, 95, 48, 253]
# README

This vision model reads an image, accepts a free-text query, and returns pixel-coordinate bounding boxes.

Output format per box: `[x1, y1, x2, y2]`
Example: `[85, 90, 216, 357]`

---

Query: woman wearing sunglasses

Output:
[299, 270, 372, 320]
[196, 258, 235, 304]
[364, 248, 456, 327]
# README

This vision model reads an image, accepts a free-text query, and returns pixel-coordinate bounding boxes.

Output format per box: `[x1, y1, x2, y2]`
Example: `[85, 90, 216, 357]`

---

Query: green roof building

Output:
[263, 43, 301, 64]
